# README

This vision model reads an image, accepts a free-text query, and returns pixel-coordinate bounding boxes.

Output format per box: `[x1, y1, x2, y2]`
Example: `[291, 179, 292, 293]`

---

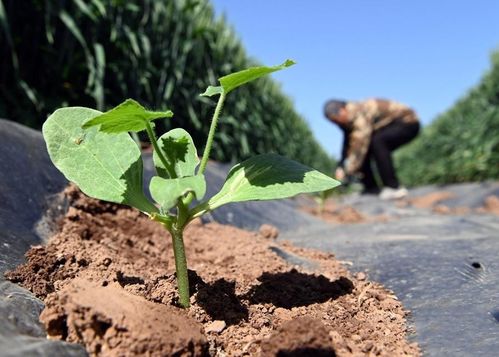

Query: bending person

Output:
[324, 98, 420, 200]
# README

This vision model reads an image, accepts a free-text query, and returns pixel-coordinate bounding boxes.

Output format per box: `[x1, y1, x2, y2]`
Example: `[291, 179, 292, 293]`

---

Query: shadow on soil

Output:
[245, 269, 354, 308]
[196, 278, 249, 325]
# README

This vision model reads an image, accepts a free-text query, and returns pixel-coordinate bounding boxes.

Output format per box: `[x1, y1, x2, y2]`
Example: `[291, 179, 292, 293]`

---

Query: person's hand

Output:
[335, 167, 346, 181]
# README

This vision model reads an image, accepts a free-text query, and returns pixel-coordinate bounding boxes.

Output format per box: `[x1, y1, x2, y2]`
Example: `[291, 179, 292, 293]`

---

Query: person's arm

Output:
[344, 112, 373, 175]
[335, 130, 349, 181]
[338, 131, 349, 168]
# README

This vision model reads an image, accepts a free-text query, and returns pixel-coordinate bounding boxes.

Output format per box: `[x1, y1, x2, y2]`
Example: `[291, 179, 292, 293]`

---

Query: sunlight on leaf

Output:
[83, 98, 173, 133]
[43, 107, 157, 213]
[219, 59, 295, 94]
[205, 154, 339, 211]
[200, 85, 223, 97]
[150, 175, 206, 210]
[200, 60, 295, 96]
[153, 128, 200, 178]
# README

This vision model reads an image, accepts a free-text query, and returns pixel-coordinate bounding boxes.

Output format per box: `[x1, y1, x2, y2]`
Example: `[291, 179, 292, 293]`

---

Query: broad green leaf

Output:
[150, 175, 206, 210]
[83, 99, 173, 133]
[43, 107, 157, 213]
[218, 59, 295, 94]
[200, 85, 223, 97]
[153, 128, 199, 178]
[206, 154, 340, 210]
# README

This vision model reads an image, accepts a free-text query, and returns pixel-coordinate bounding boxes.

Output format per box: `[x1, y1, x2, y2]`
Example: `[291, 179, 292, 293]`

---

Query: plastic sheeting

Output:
[282, 185, 499, 357]
[0, 120, 87, 356]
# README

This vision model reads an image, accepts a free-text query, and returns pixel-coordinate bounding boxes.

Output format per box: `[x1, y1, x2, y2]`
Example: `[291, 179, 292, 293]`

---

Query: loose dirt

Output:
[6, 186, 420, 356]
[478, 195, 499, 215]
[402, 191, 499, 216]
[406, 191, 456, 209]
[301, 199, 389, 224]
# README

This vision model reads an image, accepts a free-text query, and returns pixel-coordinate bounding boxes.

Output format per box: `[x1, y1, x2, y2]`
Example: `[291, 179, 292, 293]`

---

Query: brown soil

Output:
[406, 191, 456, 209]
[403, 192, 499, 216]
[6, 186, 419, 356]
[477, 195, 499, 215]
[432, 205, 470, 215]
[302, 200, 389, 224]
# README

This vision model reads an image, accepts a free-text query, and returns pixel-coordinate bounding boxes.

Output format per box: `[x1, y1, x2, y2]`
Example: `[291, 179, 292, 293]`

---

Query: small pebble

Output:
[259, 224, 279, 239]
[356, 272, 367, 281]
[205, 320, 226, 333]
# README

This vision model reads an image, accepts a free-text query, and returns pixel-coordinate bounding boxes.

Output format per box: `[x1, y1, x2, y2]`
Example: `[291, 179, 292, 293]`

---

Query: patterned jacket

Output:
[338, 99, 419, 174]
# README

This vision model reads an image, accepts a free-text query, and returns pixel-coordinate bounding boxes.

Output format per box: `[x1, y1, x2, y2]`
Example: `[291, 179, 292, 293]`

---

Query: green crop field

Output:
[396, 51, 499, 186]
[0, 0, 334, 173]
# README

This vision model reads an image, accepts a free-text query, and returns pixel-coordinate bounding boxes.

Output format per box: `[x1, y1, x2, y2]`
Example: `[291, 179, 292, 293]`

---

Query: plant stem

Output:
[319, 199, 325, 215]
[144, 121, 176, 178]
[198, 91, 226, 175]
[170, 227, 190, 308]
[151, 213, 173, 231]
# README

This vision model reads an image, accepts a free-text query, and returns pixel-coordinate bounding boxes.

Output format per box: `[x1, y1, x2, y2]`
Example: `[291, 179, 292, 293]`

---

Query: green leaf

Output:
[200, 85, 223, 97]
[150, 175, 206, 210]
[59, 10, 88, 52]
[153, 128, 200, 178]
[82, 99, 173, 133]
[43, 107, 157, 213]
[219, 59, 295, 94]
[73, 0, 98, 22]
[91, 0, 106, 16]
[205, 154, 340, 210]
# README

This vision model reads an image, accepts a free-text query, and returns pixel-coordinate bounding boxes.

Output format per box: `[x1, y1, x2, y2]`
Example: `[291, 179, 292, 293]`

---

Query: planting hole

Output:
[490, 309, 499, 323]
[471, 262, 482, 269]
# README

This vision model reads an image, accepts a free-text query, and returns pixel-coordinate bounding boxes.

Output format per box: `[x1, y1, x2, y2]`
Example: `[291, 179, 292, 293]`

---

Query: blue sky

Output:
[211, 0, 499, 158]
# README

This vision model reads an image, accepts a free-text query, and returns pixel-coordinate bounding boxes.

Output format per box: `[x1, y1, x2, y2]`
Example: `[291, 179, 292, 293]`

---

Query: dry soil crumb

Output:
[408, 192, 499, 216]
[480, 195, 499, 215]
[301, 200, 367, 224]
[6, 186, 420, 356]
[302, 199, 391, 225]
[258, 224, 280, 239]
[407, 191, 456, 209]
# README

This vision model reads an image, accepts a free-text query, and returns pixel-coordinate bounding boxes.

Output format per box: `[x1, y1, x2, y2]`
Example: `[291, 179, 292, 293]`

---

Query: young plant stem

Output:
[183, 91, 227, 208]
[319, 198, 325, 215]
[170, 227, 190, 308]
[198, 91, 226, 175]
[145, 121, 192, 308]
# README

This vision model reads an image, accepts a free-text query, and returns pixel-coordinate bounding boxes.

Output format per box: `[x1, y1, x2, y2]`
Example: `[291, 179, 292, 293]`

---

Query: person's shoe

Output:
[379, 187, 408, 200]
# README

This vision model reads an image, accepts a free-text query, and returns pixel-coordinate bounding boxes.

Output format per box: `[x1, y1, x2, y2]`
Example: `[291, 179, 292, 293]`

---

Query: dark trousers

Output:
[360, 120, 420, 191]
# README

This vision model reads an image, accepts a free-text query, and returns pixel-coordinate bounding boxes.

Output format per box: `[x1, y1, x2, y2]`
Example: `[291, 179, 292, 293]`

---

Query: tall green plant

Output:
[396, 51, 499, 185]
[0, 0, 333, 172]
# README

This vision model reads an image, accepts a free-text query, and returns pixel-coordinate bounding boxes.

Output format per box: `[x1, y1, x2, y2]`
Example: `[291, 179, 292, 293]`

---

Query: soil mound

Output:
[6, 186, 419, 356]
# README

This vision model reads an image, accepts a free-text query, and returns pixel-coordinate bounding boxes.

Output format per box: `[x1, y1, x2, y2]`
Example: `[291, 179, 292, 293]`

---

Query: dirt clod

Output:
[259, 224, 280, 239]
[408, 191, 456, 208]
[41, 278, 208, 356]
[205, 320, 227, 334]
[482, 195, 499, 215]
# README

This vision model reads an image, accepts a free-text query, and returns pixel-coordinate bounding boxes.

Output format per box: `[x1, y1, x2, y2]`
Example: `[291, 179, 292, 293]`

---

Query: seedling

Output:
[43, 60, 340, 308]
[314, 188, 336, 215]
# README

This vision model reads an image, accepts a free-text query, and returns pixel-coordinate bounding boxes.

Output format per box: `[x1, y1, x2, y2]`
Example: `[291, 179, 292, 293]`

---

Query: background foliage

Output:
[0, 0, 334, 172]
[396, 50, 499, 186]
